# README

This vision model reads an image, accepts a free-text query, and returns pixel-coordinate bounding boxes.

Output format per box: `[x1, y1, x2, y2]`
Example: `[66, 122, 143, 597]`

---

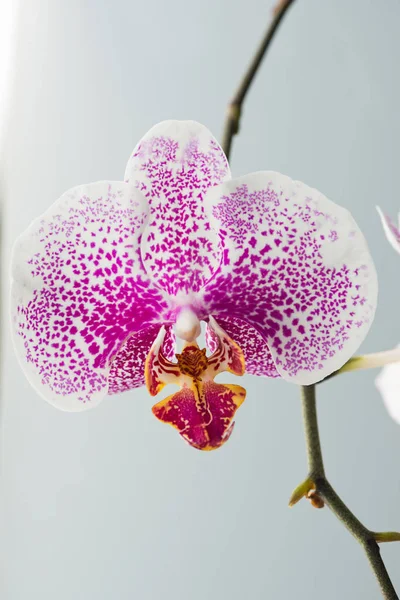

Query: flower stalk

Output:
[321, 348, 400, 384]
[292, 385, 399, 600]
[221, 0, 296, 160]
[336, 348, 400, 375]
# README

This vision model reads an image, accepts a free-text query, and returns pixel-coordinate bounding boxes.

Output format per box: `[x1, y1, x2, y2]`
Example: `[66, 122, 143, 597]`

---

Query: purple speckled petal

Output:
[124, 120, 231, 296]
[108, 325, 175, 394]
[377, 207, 400, 255]
[11, 181, 171, 411]
[152, 381, 246, 451]
[203, 171, 378, 385]
[206, 316, 280, 378]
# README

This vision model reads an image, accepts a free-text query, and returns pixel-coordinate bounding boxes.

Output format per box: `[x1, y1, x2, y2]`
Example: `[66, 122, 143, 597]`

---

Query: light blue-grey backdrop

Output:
[2, 1, 400, 598]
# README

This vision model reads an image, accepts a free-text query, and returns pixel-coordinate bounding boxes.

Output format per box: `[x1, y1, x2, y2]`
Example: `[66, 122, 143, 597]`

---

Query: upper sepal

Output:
[124, 120, 231, 296]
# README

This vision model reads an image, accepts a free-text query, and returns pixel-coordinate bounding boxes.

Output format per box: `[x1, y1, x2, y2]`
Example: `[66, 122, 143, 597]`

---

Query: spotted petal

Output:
[206, 315, 279, 378]
[377, 207, 400, 255]
[206, 315, 245, 376]
[145, 326, 182, 396]
[11, 181, 171, 411]
[152, 382, 246, 451]
[108, 325, 175, 394]
[124, 120, 231, 296]
[203, 172, 378, 385]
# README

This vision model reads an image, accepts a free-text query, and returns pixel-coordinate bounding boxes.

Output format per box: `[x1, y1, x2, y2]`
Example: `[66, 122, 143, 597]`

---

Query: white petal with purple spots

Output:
[203, 171, 378, 385]
[11, 181, 171, 411]
[206, 316, 279, 378]
[125, 120, 231, 297]
[108, 325, 175, 394]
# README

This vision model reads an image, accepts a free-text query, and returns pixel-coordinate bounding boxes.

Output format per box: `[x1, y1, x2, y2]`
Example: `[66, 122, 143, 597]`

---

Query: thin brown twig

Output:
[221, 0, 296, 159]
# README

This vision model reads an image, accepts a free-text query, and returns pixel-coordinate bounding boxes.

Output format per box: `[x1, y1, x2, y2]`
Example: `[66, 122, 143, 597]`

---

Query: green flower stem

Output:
[298, 385, 399, 600]
[301, 384, 325, 478]
[221, 0, 296, 160]
[335, 348, 400, 376]
[321, 348, 400, 384]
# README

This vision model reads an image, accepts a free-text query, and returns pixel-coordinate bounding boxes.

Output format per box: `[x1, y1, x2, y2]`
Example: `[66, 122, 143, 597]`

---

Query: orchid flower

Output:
[377, 207, 400, 255]
[376, 355, 400, 425]
[375, 207, 400, 423]
[11, 121, 378, 450]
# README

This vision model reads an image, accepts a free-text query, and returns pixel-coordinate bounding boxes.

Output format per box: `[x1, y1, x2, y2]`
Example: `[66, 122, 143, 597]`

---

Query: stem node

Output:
[299, 385, 398, 599]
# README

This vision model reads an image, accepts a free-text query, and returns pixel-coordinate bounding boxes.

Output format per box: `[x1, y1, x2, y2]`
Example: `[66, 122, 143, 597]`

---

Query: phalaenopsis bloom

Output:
[376, 207, 400, 423]
[11, 121, 378, 450]
[377, 207, 400, 256]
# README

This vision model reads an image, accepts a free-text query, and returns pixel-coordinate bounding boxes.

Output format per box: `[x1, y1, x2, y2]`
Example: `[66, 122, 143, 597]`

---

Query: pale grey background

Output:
[1, 0, 400, 598]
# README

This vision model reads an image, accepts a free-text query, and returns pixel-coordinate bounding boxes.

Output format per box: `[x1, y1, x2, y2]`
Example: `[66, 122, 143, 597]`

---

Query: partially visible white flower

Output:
[376, 208, 400, 423]
[376, 352, 400, 425]
[377, 207, 400, 255]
